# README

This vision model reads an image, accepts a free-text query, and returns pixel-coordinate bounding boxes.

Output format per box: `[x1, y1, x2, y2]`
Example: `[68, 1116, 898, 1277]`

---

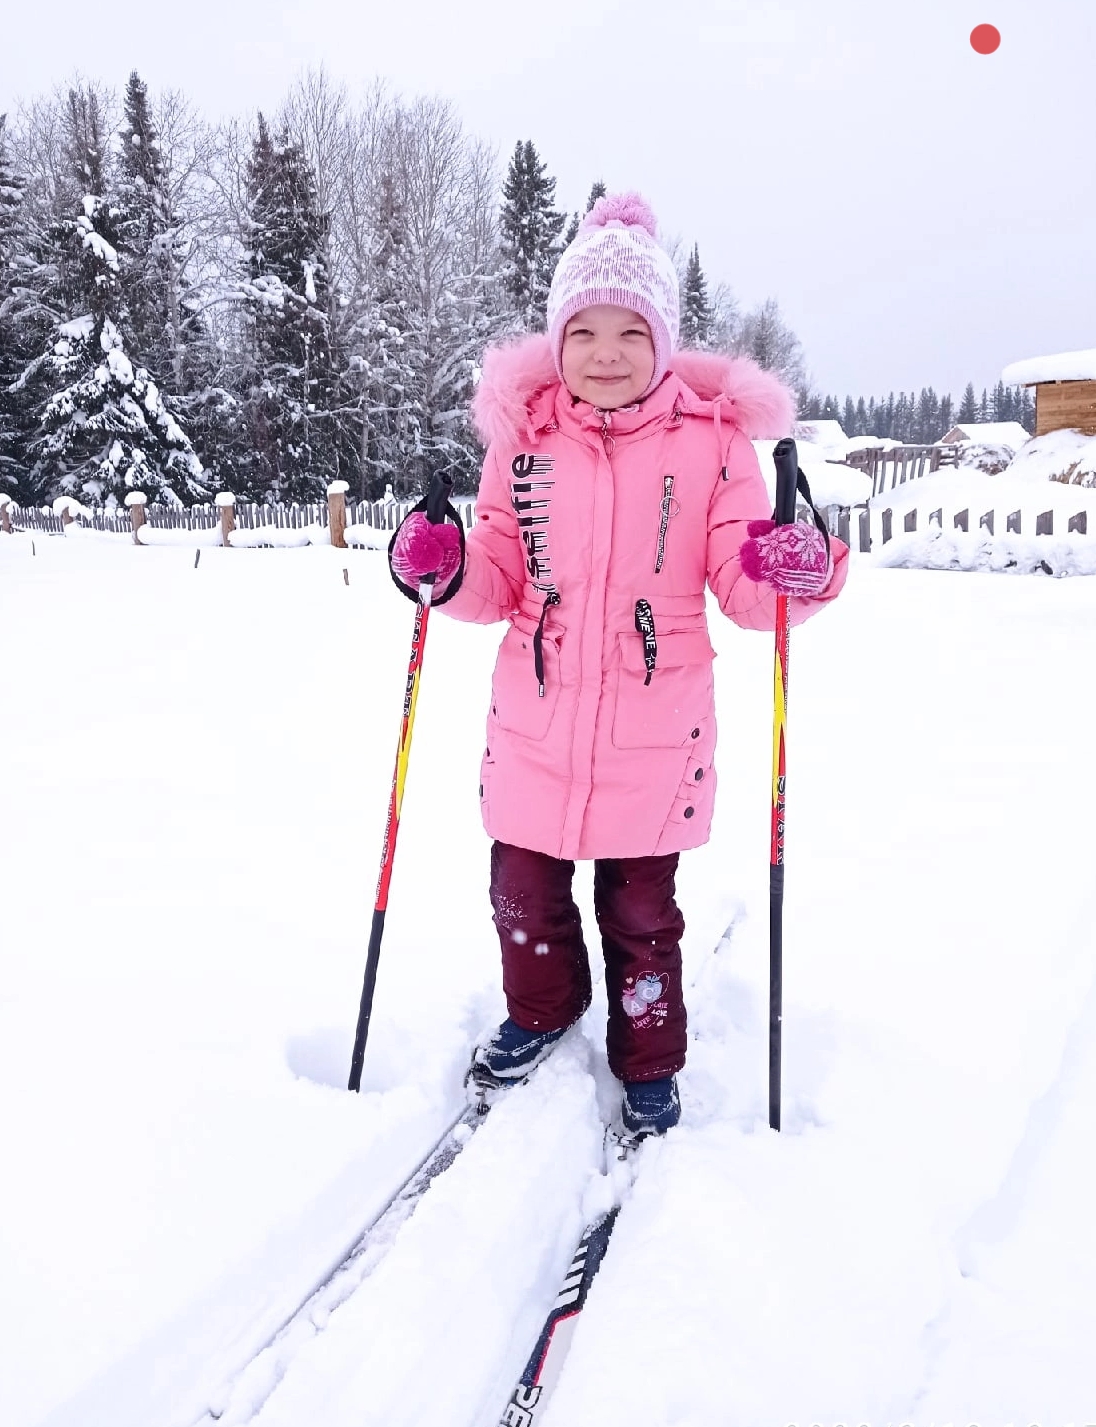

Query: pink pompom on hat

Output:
[546, 192, 680, 402]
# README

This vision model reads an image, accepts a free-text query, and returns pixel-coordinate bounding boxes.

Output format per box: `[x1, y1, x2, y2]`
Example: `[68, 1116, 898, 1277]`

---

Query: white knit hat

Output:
[546, 192, 680, 401]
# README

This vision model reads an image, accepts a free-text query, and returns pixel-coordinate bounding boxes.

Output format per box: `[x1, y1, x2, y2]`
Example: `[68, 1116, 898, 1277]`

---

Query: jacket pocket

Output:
[490, 621, 562, 742]
[612, 629, 716, 750]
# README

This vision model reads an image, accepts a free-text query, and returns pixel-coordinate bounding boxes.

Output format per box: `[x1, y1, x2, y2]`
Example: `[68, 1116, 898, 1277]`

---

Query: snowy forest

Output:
[0, 71, 1032, 509]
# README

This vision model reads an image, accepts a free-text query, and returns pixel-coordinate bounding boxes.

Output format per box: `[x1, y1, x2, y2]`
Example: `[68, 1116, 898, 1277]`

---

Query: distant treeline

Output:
[798, 379, 1035, 444]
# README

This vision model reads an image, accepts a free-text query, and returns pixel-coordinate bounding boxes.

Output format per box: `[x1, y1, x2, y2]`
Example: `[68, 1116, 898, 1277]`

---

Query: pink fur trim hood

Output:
[471, 333, 795, 448]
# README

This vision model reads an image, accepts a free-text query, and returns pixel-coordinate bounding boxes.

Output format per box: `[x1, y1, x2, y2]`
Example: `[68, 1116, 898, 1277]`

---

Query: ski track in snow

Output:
[233, 1044, 606, 1427]
[205, 919, 748, 1427]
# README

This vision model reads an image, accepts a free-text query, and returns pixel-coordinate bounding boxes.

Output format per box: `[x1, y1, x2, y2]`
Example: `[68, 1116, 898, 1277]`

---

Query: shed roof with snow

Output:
[793, 419, 848, 450]
[1002, 348, 1096, 386]
[1001, 349, 1096, 437]
[938, 422, 1031, 449]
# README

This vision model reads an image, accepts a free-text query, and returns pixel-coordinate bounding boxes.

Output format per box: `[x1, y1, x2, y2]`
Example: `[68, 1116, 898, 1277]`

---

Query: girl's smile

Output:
[560, 305, 657, 408]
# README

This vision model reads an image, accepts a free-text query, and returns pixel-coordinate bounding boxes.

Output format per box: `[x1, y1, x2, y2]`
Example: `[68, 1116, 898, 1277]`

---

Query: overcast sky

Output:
[3, 0, 1092, 402]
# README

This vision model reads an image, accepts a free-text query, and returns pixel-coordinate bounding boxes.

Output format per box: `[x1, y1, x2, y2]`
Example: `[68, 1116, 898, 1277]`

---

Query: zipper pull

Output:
[598, 409, 615, 457]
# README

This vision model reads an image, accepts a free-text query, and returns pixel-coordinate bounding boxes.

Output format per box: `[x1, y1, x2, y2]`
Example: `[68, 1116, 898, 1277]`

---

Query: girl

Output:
[389, 193, 848, 1138]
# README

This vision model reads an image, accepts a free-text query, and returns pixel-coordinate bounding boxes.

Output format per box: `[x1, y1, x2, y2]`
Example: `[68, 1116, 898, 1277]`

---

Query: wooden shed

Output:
[1002, 349, 1096, 436]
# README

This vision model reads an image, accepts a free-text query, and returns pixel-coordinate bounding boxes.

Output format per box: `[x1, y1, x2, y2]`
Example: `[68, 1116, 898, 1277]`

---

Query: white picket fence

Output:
[2, 494, 479, 539]
[821, 502, 1090, 553]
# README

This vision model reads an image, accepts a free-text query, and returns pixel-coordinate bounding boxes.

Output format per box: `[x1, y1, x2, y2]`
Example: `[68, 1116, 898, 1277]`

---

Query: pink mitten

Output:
[390, 512, 462, 589]
[739, 519, 832, 596]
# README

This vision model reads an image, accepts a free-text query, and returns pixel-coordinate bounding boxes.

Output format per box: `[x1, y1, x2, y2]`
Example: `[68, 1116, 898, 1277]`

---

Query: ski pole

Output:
[348, 470, 456, 1093]
[768, 438, 799, 1132]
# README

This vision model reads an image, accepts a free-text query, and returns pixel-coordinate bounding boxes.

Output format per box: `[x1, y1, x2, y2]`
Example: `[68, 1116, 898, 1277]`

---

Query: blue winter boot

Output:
[621, 1075, 681, 1138]
[470, 1017, 567, 1087]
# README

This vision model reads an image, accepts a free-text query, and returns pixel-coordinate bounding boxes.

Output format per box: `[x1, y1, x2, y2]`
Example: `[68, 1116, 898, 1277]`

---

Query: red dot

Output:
[970, 23, 1001, 53]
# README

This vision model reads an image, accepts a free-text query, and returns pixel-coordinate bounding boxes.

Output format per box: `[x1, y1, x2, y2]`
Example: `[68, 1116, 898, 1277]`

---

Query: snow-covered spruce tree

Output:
[0, 113, 29, 495]
[958, 382, 977, 424]
[585, 180, 607, 213]
[680, 243, 713, 350]
[0, 114, 22, 270]
[17, 94, 206, 506]
[32, 201, 206, 504]
[893, 392, 912, 442]
[561, 180, 607, 248]
[2, 88, 107, 502]
[114, 72, 189, 393]
[498, 140, 566, 331]
[992, 379, 1028, 427]
[916, 387, 941, 442]
[235, 114, 338, 502]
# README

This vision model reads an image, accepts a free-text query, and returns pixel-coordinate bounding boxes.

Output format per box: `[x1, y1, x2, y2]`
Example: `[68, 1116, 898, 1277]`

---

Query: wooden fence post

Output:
[216, 492, 236, 547]
[1036, 510, 1053, 536]
[125, 491, 147, 543]
[858, 507, 871, 553]
[954, 509, 969, 532]
[0, 494, 11, 534]
[1068, 511, 1088, 534]
[881, 508, 893, 544]
[328, 479, 349, 548]
[979, 511, 995, 535]
[1007, 510, 1021, 534]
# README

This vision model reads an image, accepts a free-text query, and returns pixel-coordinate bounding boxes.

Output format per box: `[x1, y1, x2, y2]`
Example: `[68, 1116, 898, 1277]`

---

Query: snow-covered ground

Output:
[2, 524, 1096, 1427]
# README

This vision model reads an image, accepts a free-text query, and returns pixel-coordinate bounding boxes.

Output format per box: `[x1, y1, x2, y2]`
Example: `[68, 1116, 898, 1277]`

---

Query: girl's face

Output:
[560, 306, 656, 408]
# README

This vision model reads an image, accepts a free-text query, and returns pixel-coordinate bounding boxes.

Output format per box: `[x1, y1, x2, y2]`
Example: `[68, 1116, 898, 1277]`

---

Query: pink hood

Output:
[472, 333, 795, 449]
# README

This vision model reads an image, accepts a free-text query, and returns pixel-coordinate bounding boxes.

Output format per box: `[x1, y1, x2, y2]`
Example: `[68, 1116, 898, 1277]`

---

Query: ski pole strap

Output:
[387, 478, 467, 607]
[772, 463, 832, 564]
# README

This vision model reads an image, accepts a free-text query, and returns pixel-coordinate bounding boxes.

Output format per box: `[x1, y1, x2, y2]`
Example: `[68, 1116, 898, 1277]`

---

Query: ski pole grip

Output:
[772, 438, 798, 527]
[425, 470, 453, 526]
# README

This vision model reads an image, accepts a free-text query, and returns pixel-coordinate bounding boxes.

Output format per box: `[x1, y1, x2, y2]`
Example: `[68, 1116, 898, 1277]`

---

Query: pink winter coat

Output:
[440, 334, 849, 861]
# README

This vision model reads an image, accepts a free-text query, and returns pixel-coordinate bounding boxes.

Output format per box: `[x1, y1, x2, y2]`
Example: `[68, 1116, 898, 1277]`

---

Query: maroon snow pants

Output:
[488, 840, 687, 1083]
